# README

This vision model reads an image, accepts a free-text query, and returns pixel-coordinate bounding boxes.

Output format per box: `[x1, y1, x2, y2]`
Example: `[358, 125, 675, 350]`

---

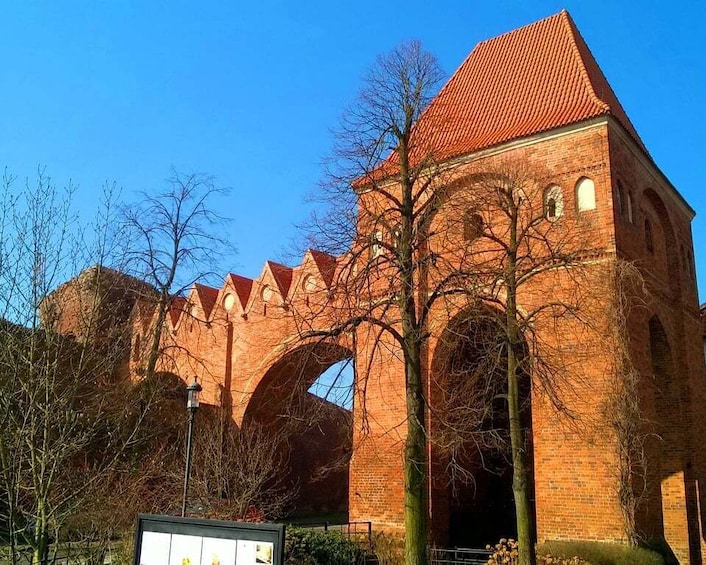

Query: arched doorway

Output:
[430, 309, 534, 547]
[243, 342, 354, 521]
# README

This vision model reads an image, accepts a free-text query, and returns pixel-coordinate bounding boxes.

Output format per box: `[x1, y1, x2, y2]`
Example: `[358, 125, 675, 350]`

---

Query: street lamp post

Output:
[181, 376, 202, 517]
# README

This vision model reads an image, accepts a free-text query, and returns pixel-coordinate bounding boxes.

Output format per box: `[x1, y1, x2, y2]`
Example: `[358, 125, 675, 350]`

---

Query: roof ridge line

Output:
[475, 9, 567, 49]
[559, 11, 609, 113]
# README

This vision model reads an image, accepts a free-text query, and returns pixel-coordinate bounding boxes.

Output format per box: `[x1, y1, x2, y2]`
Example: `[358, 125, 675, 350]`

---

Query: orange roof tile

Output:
[367, 10, 645, 184]
[227, 273, 254, 310]
[193, 283, 219, 319]
[266, 261, 293, 298]
[169, 296, 187, 326]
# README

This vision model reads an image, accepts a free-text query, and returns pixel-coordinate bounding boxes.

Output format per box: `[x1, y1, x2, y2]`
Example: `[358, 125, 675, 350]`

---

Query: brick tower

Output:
[119, 10, 704, 563]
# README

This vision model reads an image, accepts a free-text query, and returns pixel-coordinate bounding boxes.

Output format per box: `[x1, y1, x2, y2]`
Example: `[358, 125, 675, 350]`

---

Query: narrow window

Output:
[626, 192, 634, 223]
[392, 225, 401, 249]
[576, 177, 596, 212]
[645, 219, 654, 253]
[616, 181, 624, 216]
[544, 185, 563, 220]
[463, 212, 484, 241]
[370, 230, 384, 258]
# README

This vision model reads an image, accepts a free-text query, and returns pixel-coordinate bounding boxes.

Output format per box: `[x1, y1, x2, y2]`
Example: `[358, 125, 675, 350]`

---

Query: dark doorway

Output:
[432, 310, 534, 548]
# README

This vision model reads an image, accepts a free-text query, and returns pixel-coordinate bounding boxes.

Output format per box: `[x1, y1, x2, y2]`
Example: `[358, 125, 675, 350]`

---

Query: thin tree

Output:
[302, 40, 613, 565]
[0, 170, 151, 564]
[302, 40, 447, 565]
[121, 170, 230, 382]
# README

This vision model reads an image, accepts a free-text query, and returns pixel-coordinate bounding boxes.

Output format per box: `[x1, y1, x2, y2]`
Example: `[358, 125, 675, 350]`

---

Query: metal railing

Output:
[429, 546, 492, 565]
[299, 520, 373, 547]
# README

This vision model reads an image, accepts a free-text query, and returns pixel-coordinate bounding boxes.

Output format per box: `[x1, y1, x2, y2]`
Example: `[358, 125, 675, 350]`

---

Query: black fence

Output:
[300, 522, 494, 565]
[299, 520, 373, 547]
[429, 546, 492, 565]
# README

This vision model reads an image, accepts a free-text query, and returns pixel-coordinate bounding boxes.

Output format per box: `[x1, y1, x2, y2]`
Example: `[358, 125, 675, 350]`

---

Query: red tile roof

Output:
[368, 10, 645, 183]
[227, 273, 254, 310]
[266, 261, 293, 298]
[308, 249, 337, 288]
[194, 283, 219, 319]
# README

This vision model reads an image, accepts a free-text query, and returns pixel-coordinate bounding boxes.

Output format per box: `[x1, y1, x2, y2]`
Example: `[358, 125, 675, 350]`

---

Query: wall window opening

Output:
[544, 185, 563, 220]
[463, 212, 484, 241]
[645, 219, 654, 253]
[576, 177, 596, 212]
[370, 230, 384, 258]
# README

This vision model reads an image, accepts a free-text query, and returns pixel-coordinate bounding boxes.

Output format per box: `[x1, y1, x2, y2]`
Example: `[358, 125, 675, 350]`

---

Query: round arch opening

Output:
[430, 309, 534, 547]
[243, 342, 354, 522]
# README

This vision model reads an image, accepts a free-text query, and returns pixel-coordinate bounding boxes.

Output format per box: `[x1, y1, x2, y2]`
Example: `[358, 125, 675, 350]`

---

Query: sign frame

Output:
[133, 514, 285, 565]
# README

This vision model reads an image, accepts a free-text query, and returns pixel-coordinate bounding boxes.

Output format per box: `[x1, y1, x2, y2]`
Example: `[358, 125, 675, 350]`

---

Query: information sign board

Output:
[133, 514, 285, 565]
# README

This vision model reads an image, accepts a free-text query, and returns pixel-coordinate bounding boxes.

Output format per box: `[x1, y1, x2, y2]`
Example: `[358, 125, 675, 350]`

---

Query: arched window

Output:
[392, 225, 401, 249]
[463, 212, 484, 241]
[645, 219, 654, 253]
[370, 230, 384, 258]
[544, 185, 563, 220]
[626, 192, 634, 223]
[576, 177, 596, 212]
[616, 181, 624, 216]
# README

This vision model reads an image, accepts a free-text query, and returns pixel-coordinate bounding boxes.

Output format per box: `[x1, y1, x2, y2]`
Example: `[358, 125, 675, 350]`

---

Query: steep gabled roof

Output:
[169, 296, 187, 326]
[308, 249, 337, 288]
[266, 261, 293, 298]
[193, 283, 219, 319]
[226, 273, 254, 310]
[368, 10, 646, 184]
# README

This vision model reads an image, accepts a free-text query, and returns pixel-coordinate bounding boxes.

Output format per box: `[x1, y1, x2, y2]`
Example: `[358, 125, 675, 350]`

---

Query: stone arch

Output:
[423, 173, 493, 242]
[428, 304, 533, 547]
[544, 184, 564, 220]
[243, 341, 354, 519]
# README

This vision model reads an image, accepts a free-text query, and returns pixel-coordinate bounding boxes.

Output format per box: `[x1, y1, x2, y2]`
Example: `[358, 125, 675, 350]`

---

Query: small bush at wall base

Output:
[370, 531, 404, 565]
[538, 540, 664, 565]
[488, 538, 589, 564]
[285, 527, 366, 565]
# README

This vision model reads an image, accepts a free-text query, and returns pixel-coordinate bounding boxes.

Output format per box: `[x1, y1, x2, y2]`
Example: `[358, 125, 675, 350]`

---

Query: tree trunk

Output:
[32, 503, 48, 565]
[404, 340, 428, 565]
[507, 341, 536, 565]
[506, 277, 536, 565]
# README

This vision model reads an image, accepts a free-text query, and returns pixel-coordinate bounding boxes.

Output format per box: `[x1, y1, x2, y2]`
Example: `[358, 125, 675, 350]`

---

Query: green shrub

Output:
[284, 527, 366, 565]
[538, 540, 664, 565]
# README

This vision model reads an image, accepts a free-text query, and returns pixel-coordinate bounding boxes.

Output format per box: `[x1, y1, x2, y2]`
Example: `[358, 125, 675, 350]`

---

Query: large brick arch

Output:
[428, 304, 533, 547]
[242, 340, 354, 518]
[642, 314, 702, 562]
[243, 340, 353, 425]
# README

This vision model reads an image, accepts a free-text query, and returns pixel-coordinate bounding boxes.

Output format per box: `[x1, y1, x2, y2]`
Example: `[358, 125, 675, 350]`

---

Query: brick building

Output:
[53, 10, 704, 564]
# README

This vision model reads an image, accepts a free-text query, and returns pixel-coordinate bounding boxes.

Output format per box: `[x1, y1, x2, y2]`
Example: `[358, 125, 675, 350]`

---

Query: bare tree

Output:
[0, 170, 151, 564]
[302, 40, 447, 565]
[121, 170, 229, 382]
[300, 39, 618, 565]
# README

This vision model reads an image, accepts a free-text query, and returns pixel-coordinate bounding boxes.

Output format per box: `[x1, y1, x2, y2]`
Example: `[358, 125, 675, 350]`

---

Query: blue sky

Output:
[1, 1, 704, 299]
